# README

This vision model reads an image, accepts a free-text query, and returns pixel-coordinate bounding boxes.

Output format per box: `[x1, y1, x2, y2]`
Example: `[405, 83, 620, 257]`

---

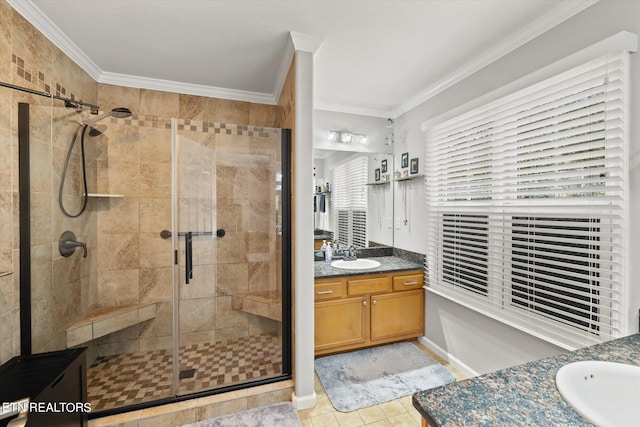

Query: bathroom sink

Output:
[330, 259, 381, 270]
[555, 360, 640, 427]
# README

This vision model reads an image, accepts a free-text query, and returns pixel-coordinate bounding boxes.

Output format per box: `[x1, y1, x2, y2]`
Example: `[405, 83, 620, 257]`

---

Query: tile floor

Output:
[299, 342, 466, 427]
[87, 334, 282, 411]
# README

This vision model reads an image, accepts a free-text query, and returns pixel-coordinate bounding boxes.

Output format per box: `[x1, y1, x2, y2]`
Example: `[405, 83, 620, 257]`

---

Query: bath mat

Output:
[315, 342, 455, 412]
[181, 402, 301, 427]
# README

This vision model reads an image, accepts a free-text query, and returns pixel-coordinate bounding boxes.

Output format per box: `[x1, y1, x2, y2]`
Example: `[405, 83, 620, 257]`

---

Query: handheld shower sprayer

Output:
[59, 107, 133, 218]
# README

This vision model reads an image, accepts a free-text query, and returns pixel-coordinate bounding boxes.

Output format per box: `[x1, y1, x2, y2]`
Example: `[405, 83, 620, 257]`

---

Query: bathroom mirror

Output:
[313, 149, 394, 249]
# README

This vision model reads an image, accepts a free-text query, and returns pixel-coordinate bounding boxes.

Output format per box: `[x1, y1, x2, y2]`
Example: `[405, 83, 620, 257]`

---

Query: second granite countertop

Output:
[412, 334, 640, 426]
[314, 256, 423, 279]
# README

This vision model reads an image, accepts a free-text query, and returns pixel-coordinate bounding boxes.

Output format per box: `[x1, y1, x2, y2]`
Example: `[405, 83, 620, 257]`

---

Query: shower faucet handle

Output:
[59, 231, 88, 258]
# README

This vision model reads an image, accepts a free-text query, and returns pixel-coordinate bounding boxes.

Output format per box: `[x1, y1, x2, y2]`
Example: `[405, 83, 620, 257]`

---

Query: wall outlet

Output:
[395, 217, 401, 229]
[387, 217, 392, 228]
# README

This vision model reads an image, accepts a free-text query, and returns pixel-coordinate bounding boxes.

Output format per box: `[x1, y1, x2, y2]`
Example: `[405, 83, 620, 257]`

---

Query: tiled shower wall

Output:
[0, 0, 283, 364]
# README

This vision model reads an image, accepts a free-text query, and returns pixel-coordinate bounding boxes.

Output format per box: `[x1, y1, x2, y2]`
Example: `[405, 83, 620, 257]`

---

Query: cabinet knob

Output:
[372, 299, 377, 305]
[362, 300, 367, 306]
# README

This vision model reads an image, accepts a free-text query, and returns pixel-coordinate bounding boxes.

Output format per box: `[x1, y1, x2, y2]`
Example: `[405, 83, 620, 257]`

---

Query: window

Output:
[332, 156, 368, 248]
[425, 51, 629, 349]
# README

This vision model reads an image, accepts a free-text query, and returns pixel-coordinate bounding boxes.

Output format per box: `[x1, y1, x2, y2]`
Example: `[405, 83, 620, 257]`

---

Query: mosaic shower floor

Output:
[87, 334, 283, 412]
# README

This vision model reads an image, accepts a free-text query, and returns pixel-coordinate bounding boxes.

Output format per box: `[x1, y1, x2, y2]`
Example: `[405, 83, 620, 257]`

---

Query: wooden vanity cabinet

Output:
[314, 270, 424, 355]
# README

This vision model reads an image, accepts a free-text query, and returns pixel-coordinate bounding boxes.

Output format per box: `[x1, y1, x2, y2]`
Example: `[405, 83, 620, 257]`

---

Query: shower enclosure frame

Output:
[17, 102, 293, 417]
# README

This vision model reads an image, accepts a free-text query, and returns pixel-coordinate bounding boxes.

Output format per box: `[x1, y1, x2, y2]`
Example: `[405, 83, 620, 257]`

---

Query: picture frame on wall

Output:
[410, 157, 419, 174]
[381, 159, 387, 173]
[375, 168, 381, 181]
[401, 152, 409, 168]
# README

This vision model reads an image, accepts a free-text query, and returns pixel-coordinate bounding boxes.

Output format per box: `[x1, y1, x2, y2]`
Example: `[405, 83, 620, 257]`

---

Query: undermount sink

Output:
[330, 259, 381, 270]
[555, 360, 640, 427]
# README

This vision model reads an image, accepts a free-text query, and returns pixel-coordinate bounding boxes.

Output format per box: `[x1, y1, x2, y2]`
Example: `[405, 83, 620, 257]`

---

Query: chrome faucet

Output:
[345, 245, 358, 261]
[59, 231, 88, 258]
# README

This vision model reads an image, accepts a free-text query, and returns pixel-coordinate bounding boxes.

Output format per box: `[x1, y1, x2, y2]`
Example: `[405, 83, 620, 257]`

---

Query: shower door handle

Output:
[185, 232, 193, 284]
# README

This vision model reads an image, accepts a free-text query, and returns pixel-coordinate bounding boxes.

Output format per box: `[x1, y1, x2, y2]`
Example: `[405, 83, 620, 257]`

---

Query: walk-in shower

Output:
[19, 101, 292, 415]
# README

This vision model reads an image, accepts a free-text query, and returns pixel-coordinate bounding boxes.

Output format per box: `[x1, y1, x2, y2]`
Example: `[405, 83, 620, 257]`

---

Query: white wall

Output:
[396, 0, 640, 374]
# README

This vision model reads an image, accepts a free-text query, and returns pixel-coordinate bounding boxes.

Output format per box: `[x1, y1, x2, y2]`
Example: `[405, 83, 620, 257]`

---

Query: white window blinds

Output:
[332, 156, 368, 248]
[425, 51, 629, 350]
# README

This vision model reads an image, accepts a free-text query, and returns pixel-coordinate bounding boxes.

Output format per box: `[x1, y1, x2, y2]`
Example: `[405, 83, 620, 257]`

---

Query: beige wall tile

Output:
[97, 159, 140, 197]
[140, 89, 179, 118]
[179, 264, 216, 300]
[30, 192, 52, 246]
[98, 198, 140, 234]
[216, 263, 249, 295]
[67, 324, 93, 348]
[179, 94, 217, 121]
[139, 267, 172, 303]
[98, 84, 140, 115]
[0, 130, 12, 193]
[52, 250, 82, 289]
[248, 103, 280, 128]
[215, 99, 250, 125]
[0, 3, 12, 83]
[97, 269, 139, 307]
[138, 127, 171, 163]
[97, 233, 139, 271]
[139, 232, 172, 269]
[11, 9, 52, 89]
[139, 198, 171, 233]
[194, 397, 248, 421]
[216, 231, 248, 263]
[178, 297, 215, 334]
[139, 300, 172, 340]
[93, 310, 139, 339]
[140, 162, 171, 197]
[215, 295, 247, 329]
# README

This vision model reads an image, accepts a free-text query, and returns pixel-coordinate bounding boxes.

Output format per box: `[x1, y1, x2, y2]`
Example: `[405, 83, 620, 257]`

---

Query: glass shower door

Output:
[173, 120, 289, 395]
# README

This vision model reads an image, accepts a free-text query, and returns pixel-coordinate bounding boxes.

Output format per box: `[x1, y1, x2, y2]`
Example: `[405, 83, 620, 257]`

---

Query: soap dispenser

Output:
[325, 242, 333, 264]
[320, 240, 327, 260]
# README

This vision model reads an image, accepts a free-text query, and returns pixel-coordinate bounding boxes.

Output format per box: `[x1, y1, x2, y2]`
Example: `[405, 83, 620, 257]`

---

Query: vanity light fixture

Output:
[328, 129, 369, 145]
[340, 132, 353, 144]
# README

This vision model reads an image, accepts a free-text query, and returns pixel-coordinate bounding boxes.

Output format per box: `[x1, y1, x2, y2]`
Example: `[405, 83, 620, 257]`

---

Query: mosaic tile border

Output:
[173, 119, 278, 138]
[108, 115, 279, 138]
[12, 53, 82, 103]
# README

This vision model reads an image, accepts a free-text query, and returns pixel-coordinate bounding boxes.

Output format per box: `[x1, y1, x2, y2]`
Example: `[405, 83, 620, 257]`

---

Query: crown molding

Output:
[7, 0, 103, 80]
[314, 101, 391, 119]
[290, 31, 323, 54]
[272, 33, 296, 104]
[99, 72, 277, 105]
[393, 0, 599, 118]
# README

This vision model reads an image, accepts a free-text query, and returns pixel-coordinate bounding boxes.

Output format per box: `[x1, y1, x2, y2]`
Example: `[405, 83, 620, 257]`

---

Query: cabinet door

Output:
[315, 296, 367, 353]
[370, 289, 424, 342]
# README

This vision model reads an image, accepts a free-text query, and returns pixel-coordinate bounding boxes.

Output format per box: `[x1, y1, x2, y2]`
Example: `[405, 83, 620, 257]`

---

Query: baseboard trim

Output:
[418, 336, 479, 379]
[291, 391, 317, 410]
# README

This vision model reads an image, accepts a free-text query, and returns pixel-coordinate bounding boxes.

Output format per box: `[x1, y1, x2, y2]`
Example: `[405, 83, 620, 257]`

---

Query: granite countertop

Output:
[314, 256, 423, 278]
[412, 334, 640, 426]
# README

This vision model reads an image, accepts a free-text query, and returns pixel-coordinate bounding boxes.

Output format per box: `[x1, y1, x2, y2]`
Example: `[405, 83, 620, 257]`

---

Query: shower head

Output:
[82, 107, 132, 127]
[87, 124, 107, 137]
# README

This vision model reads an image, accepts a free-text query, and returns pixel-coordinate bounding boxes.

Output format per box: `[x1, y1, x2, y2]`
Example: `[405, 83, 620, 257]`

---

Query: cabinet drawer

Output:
[392, 273, 423, 291]
[315, 281, 343, 300]
[347, 276, 391, 296]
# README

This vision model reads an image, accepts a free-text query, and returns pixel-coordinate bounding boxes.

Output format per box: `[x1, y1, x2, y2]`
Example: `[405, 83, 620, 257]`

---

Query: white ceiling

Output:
[12, 0, 596, 118]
